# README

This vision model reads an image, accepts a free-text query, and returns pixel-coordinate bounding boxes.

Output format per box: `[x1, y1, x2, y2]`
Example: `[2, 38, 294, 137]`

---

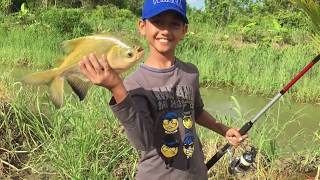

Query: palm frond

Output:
[295, 0, 320, 52]
[312, 34, 320, 53]
[295, 0, 320, 33]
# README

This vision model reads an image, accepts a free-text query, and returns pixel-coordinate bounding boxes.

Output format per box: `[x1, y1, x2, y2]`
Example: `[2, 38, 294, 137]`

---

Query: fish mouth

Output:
[135, 46, 144, 58]
[138, 47, 144, 53]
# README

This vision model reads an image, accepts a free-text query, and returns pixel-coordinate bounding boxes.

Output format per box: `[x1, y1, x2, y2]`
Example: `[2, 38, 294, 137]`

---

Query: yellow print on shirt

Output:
[183, 136, 194, 158]
[161, 112, 179, 134]
[183, 115, 193, 129]
[161, 135, 179, 158]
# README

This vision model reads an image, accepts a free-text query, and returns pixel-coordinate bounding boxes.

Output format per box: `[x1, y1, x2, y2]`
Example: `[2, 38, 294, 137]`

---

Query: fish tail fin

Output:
[22, 68, 65, 108]
[50, 76, 64, 108]
[21, 68, 59, 85]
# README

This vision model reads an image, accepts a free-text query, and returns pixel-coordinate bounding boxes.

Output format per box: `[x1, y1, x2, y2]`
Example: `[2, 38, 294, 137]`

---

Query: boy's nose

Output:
[157, 22, 171, 31]
[160, 28, 169, 35]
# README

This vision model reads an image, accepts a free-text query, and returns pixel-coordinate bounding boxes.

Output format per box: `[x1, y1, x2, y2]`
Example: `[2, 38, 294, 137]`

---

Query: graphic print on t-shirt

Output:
[153, 85, 195, 169]
[161, 134, 179, 158]
[161, 112, 179, 134]
[182, 103, 194, 159]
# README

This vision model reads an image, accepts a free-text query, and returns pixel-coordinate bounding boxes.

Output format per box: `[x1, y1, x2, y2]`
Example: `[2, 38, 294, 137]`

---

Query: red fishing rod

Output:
[206, 54, 320, 170]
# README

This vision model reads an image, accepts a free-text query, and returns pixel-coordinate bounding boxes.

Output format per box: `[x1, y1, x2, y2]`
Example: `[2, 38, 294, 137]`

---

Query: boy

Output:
[79, 0, 247, 179]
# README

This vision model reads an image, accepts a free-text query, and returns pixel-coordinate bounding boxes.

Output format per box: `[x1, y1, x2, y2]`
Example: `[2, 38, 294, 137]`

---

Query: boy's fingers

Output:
[79, 61, 87, 74]
[82, 56, 96, 75]
[99, 54, 109, 71]
[241, 134, 248, 141]
[88, 53, 103, 73]
[232, 129, 242, 139]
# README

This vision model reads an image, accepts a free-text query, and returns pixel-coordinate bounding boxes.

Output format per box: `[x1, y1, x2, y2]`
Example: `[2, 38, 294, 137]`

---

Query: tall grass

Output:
[1, 22, 319, 102]
[177, 26, 320, 103]
[197, 96, 319, 178]
[0, 71, 138, 179]
[1, 7, 319, 179]
[1, 63, 319, 178]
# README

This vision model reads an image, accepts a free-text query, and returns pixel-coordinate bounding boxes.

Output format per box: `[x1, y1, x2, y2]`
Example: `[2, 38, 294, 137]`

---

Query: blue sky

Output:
[187, 0, 205, 9]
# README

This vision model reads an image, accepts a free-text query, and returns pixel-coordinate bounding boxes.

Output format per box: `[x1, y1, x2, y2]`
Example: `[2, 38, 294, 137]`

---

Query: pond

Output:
[201, 87, 320, 152]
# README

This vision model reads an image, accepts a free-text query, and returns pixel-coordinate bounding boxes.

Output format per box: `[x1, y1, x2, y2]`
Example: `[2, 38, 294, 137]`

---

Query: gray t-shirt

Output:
[109, 59, 208, 180]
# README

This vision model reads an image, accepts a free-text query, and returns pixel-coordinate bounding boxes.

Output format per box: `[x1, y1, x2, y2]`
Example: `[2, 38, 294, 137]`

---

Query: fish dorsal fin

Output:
[89, 34, 131, 49]
[62, 37, 87, 53]
[62, 34, 130, 53]
[66, 75, 92, 101]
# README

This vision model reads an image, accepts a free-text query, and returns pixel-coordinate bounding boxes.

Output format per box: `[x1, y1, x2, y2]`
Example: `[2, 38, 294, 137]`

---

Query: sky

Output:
[187, 0, 205, 10]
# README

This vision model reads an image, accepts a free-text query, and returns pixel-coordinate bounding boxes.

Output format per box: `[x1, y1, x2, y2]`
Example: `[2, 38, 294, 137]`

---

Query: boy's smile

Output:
[139, 10, 188, 60]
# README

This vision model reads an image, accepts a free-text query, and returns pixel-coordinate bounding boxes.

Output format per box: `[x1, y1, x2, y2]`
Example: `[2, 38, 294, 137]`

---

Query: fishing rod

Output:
[206, 54, 320, 170]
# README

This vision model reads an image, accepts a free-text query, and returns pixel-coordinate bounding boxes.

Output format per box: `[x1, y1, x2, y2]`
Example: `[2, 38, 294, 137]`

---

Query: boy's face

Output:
[139, 10, 188, 56]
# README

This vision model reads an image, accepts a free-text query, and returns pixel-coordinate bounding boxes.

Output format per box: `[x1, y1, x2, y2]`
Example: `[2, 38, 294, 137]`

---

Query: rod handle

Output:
[205, 122, 253, 170]
[206, 143, 231, 170]
[239, 122, 253, 135]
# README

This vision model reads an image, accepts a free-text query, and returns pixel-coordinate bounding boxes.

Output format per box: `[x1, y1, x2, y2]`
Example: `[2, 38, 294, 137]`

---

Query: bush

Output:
[0, 0, 12, 14]
[40, 8, 93, 36]
[90, 5, 135, 21]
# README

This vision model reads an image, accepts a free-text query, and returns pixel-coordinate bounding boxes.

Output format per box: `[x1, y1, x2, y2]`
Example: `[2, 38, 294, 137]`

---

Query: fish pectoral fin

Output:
[50, 76, 64, 108]
[66, 75, 91, 101]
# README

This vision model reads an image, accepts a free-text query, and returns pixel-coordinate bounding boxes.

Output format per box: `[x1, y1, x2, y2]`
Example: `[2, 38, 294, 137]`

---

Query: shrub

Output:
[0, 0, 12, 14]
[40, 8, 92, 36]
[90, 5, 135, 21]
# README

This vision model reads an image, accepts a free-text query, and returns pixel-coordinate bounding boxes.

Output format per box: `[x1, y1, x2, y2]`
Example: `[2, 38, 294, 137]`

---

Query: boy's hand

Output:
[79, 53, 122, 91]
[79, 53, 127, 103]
[225, 128, 247, 146]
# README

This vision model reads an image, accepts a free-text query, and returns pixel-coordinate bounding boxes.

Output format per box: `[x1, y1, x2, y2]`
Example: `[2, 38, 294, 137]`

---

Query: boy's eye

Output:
[171, 22, 182, 28]
[150, 19, 162, 26]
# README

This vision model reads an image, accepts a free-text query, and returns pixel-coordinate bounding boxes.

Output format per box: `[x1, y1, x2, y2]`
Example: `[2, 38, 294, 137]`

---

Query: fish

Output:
[21, 34, 144, 108]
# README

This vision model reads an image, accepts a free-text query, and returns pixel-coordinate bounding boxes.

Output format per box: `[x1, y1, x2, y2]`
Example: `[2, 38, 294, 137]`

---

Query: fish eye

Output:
[127, 51, 133, 58]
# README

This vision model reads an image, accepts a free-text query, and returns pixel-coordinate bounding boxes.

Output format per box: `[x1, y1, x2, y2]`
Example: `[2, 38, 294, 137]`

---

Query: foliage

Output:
[40, 8, 92, 36]
[295, 0, 320, 53]
[89, 4, 135, 21]
[0, 0, 12, 13]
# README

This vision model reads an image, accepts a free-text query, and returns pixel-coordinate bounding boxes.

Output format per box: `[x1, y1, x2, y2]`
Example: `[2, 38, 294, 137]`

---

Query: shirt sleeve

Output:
[194, 69, 204, 119]
[109, 93, 154, 151]
[194, 87, 204, 119]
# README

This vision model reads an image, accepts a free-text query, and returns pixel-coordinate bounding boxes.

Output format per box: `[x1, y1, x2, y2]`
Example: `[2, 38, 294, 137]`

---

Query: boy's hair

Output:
[142, 0, 188, 24]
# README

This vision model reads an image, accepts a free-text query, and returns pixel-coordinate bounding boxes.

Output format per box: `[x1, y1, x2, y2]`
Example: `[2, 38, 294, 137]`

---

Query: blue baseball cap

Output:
[142, 0, 188, 24]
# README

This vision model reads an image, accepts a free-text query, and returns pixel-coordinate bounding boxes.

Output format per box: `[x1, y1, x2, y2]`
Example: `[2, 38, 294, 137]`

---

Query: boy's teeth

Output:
[159, 39, 168, 42]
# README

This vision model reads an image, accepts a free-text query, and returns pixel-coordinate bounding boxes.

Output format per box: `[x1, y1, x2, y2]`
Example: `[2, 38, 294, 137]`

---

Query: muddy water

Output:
[201, 87, 320, 152]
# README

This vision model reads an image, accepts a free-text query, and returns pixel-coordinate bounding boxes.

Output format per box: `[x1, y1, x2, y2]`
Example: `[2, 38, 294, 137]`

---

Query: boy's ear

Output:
[138, 19, 146, 36]
[182, 24, 188, 36]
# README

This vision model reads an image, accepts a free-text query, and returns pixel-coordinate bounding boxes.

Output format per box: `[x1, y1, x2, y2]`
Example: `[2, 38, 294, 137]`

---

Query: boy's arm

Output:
[109, 92, 155, 151]
[196, 110, 246, 146]
[110, 82, 128, 103]
[195, 110, 229, 136]
[79, 53, 154, 151]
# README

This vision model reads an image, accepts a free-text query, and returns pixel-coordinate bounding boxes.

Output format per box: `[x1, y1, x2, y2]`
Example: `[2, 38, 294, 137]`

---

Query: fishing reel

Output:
[228, 146, 257, 175]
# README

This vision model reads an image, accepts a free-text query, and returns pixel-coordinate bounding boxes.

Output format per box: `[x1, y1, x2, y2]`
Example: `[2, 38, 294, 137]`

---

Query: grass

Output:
[0, 71, 138, 179]
[0, 10, 319, 179]
[198, 98, 320, 178]
[1, 19, 319, 102]
[1, 68, 319, 178]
